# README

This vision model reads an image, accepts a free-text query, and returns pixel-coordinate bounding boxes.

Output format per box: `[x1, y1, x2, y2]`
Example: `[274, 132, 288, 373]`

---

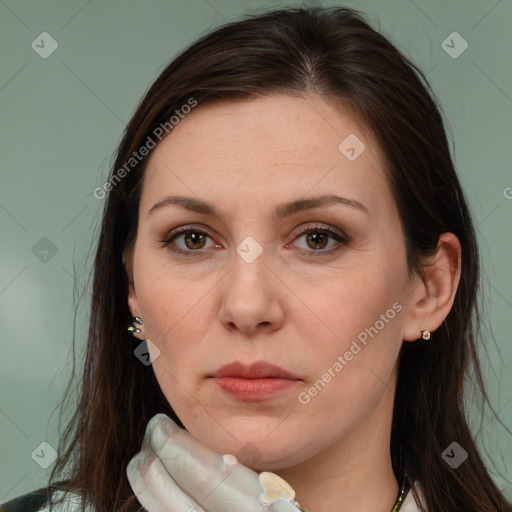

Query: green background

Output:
[1, 0, 511, 502]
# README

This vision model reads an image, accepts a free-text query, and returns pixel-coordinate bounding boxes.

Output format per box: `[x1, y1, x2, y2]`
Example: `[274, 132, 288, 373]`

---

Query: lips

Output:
[210, 361, 302, 401]
[211, 361, 301, 380]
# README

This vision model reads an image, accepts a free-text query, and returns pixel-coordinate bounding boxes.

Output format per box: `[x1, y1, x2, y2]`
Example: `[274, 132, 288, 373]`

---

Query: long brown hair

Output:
[47, 6, 511, 511]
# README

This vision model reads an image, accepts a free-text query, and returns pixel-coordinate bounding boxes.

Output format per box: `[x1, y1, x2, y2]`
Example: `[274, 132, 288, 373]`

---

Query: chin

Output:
[248, 456, 301, 472]
[175, 403, 315, 464]
[191, 425, 310, 470]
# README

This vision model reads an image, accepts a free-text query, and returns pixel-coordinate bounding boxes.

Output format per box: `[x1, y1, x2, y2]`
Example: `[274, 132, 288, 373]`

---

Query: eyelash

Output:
[160, 224, 349, 257]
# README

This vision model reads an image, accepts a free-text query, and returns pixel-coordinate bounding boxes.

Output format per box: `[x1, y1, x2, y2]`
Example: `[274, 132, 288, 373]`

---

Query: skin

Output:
[125, 94, 461, 511]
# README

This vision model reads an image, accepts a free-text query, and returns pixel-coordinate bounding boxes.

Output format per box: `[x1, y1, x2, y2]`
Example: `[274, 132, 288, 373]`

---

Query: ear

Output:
[402, 232, 462, 342]
[123, 244, 145, 340]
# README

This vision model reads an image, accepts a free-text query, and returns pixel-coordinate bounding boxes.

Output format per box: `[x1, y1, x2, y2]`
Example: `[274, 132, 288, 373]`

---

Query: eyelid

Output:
[292, 223, 348, 241]
[161, 223, 217, 241]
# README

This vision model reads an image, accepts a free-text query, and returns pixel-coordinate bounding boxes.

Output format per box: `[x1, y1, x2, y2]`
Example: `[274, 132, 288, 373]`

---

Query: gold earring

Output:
[421, 330, 431, 340]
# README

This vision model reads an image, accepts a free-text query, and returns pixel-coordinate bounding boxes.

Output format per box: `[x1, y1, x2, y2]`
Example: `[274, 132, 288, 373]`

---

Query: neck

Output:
[274, 375, 399, 512]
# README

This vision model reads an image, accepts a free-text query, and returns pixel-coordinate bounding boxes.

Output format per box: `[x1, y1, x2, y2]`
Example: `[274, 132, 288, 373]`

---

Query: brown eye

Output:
[162, 227, 217, 254]
[292, 226, 348, 254]
[183, 232, 207, 250]
[305, 231, 330, 250]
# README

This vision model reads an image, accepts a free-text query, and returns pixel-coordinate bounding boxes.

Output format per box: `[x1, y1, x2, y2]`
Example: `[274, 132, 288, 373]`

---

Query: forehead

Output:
[140, 94, 392, 219]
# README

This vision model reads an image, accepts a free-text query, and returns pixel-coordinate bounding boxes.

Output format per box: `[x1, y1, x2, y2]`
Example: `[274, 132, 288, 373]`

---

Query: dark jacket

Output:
[0, 481, 88, 512]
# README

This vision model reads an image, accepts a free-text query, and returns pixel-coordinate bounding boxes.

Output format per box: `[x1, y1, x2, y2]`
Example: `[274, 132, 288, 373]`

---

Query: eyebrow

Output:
[147, 194, 369, 218]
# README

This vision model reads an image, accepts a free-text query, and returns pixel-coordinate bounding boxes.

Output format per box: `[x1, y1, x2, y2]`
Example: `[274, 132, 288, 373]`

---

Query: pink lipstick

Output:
[211, 361, 301, 401]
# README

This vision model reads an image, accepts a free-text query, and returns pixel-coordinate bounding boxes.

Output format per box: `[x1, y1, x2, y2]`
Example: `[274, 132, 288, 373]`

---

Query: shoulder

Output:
[0, 481, 94, 512]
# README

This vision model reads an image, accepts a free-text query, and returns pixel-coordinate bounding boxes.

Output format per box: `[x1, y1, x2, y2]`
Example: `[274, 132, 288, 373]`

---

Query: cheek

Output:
[294, 289, 403, 446]
[136, 256, 214, 336]
[301, 266, 405, 401]
[311, 267, 402, 345]
[134, 271, 216, 400]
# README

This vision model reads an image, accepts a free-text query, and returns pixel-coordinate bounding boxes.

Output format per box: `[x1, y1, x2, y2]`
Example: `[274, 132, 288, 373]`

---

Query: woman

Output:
[1, 5, 510, 512]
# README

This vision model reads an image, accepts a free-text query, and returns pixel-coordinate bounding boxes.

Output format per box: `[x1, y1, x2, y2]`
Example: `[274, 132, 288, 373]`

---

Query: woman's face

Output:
[127, 94, 419, 470]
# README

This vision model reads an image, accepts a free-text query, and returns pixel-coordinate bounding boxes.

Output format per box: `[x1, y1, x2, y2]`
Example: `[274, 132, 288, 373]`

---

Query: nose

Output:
[218, 248, 286, 337]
